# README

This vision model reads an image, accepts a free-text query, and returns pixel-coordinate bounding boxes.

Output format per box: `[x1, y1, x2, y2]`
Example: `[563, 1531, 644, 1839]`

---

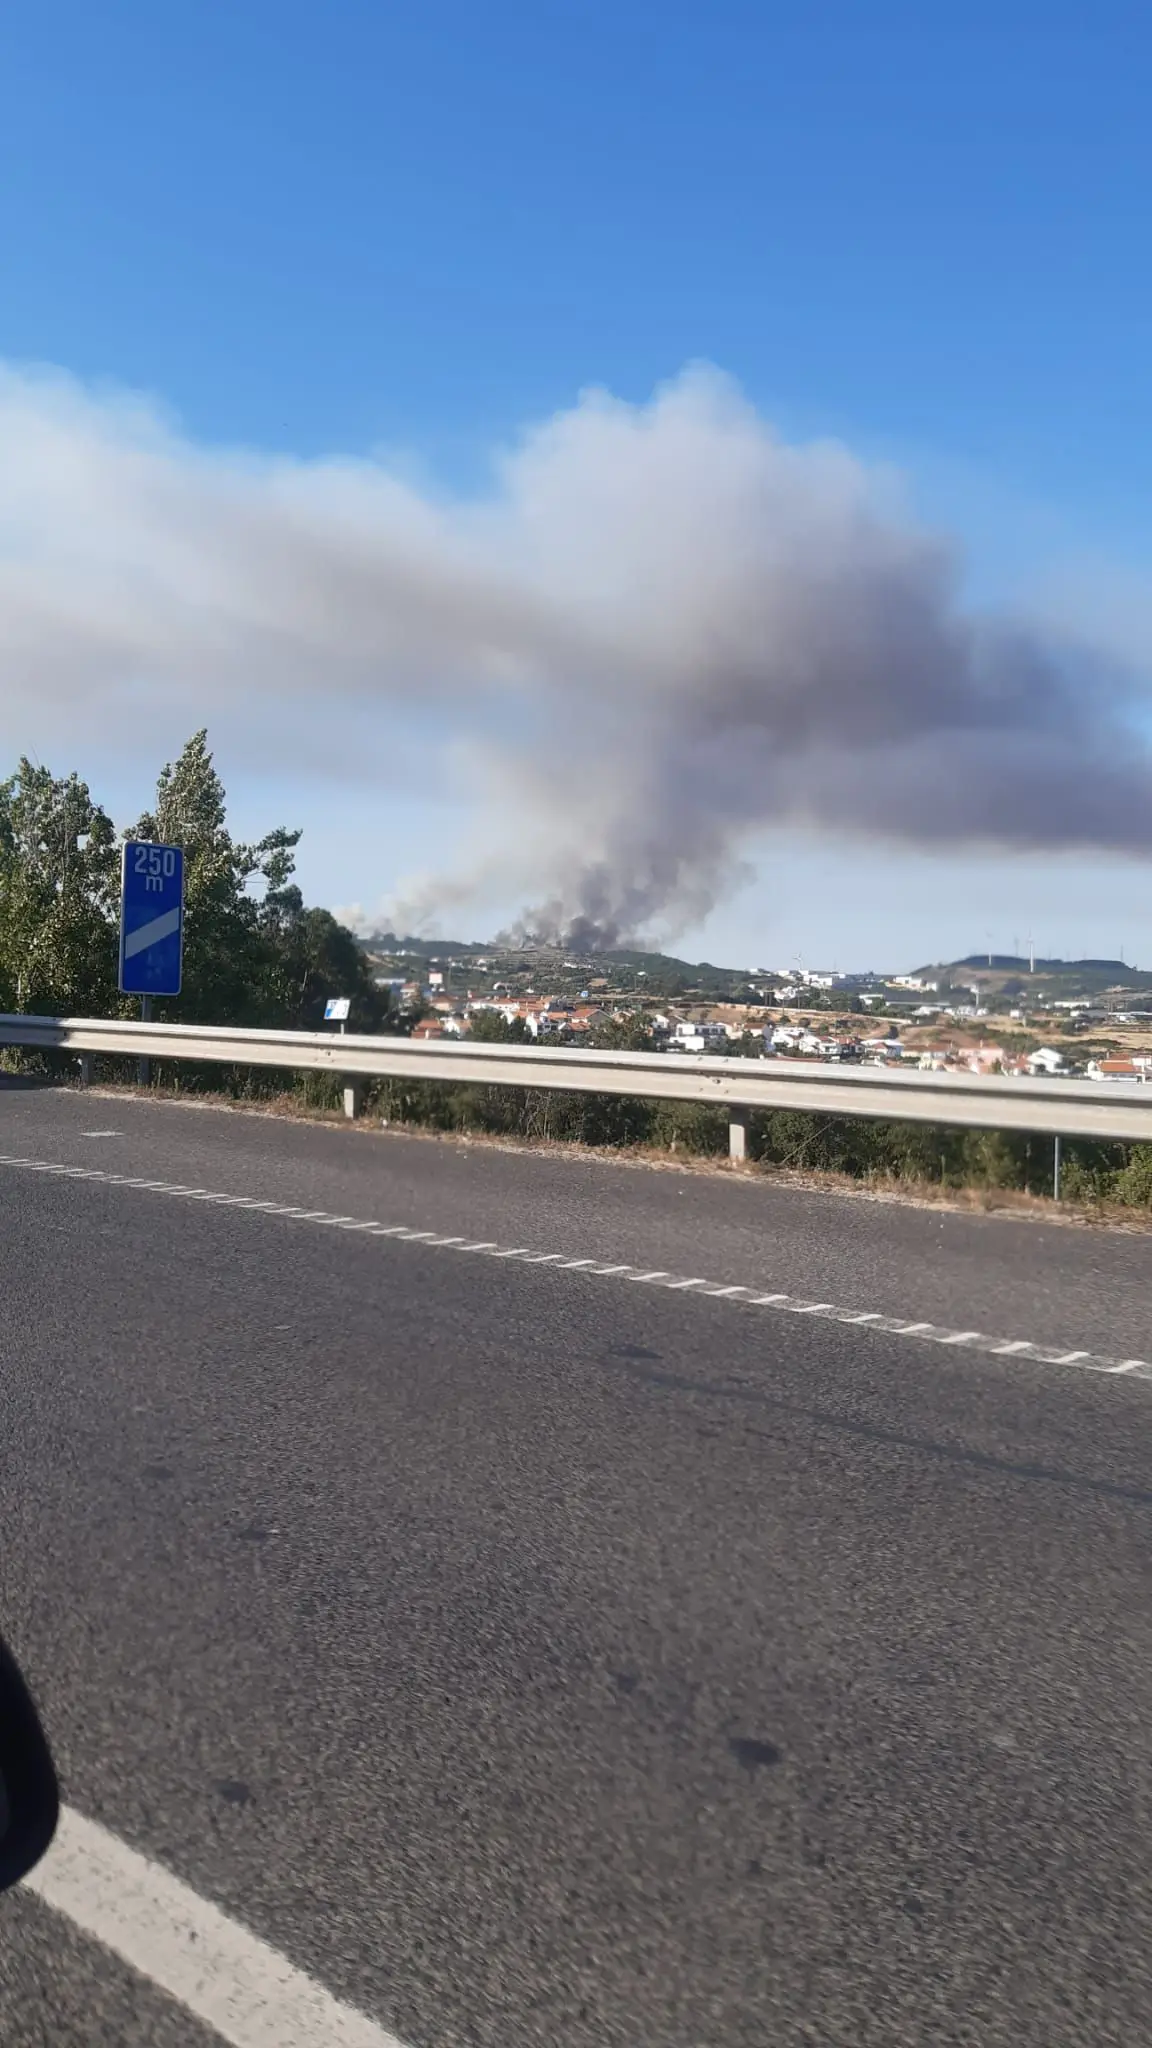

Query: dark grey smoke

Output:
[4, 362, 1151, 945]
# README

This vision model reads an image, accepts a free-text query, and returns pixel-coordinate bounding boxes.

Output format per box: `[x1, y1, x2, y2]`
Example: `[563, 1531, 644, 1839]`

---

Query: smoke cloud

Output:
[2, 361, 1150, 947]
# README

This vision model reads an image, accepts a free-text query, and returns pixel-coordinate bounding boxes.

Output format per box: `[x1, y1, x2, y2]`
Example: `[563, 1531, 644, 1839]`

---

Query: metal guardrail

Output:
[3, 1011, 1152, 1154]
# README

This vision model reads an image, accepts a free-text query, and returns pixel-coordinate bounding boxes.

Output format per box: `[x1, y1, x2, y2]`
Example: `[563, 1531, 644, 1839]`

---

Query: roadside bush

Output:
[24, 1040, 1152, 1213]
[1108, 1144, 1152, 1208]
[649, 1101, 728, 1154]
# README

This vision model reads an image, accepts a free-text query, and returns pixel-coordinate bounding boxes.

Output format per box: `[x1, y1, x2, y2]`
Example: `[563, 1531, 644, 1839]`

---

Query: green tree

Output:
[588, 1012, 658, 1052]
[467, 1008, 531, 1043]
[728, 1029, 764, 1058]
[132, 731, 301, 1024]
[265, 903, 387, 1032]
[0, 762, 119, 1014]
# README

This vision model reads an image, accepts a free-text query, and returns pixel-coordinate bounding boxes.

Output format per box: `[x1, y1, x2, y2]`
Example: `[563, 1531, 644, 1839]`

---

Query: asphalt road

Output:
[1, 1082, 1150, 2045]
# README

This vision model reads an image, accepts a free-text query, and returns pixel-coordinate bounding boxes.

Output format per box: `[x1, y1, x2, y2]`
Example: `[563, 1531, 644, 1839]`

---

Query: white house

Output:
[1025, 1047, 1067, 1076]
[672, 1020, 728, 1053]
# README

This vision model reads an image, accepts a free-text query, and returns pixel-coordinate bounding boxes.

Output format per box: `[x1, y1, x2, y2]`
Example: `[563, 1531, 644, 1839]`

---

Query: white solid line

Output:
[628, 1269, 669, 1282]
[25, 1804, 409, 2048]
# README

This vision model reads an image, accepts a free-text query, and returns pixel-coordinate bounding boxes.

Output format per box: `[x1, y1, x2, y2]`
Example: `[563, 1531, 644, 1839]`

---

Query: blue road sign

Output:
[119, 841, 185, 997]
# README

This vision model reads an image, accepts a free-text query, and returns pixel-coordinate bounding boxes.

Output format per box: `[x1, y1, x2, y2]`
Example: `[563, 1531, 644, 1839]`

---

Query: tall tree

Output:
[1, 730, 386, 1038]
[132, 731, 301, 1024]
[0, 762, 119, 1013]
[263, 902, 387, 1031]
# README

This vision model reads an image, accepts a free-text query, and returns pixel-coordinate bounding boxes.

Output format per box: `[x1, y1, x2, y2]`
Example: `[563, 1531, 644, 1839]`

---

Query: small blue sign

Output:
[119, 841, 185, 997]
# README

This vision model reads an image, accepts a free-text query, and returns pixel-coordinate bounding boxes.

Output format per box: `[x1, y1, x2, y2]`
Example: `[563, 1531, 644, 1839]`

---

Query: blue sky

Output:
[4, 1, 1152, 968]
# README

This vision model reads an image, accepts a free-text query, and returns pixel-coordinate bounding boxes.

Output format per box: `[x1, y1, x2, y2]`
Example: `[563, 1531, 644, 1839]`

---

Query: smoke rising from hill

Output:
[3, 363, 1151, 947]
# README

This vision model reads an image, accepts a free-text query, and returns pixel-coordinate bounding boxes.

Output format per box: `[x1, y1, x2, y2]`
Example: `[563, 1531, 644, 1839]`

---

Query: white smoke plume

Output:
[2, 361, 1150, 947]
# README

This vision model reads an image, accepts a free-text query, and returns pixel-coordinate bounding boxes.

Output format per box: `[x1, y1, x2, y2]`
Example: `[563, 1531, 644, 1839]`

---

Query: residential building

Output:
[1025, 1047, 1067, 1075]
[672, 1020, 729, 1053]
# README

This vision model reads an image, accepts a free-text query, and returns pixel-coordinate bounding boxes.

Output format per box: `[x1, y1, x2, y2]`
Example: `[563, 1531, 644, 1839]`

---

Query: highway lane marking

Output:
[3, 1151, 1151, 1385]
[25, 1803, 410, 2048]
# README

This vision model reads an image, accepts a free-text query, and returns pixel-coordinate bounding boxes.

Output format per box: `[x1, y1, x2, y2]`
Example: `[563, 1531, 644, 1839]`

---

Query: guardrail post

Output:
[78, 1053, 94, 1087]
[137, 994, 152, 1088]
[343, 1081, 364, 1121]
[729, 1105, 750, 1161]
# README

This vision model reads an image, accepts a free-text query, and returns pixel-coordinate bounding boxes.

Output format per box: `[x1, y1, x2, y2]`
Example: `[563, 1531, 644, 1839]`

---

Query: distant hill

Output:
[362, 931, 488, 958]
[361, 934, 1152, 1000]
[360, 930, 759, 994]
[914, 955, 1152, 998]
[952, 955, 1133, 976]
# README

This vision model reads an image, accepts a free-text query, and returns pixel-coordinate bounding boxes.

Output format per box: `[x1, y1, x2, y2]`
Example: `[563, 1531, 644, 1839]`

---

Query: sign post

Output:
[120, 842, 185, 1085]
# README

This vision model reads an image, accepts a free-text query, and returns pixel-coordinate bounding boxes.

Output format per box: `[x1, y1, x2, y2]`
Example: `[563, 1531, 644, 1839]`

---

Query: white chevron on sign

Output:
[123, 907, 181, 960]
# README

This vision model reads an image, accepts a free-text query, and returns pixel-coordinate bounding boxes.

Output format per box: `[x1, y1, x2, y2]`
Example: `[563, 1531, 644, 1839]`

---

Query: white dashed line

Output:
[1, 1151, 1149, 1386]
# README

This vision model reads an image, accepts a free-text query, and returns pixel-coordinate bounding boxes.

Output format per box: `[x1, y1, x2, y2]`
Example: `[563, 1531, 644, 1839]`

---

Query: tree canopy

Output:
[0, 732, 385, 1031]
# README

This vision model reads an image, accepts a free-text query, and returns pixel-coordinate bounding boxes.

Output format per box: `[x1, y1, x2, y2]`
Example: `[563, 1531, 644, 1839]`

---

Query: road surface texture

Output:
[0, 1080, 1150, 2045]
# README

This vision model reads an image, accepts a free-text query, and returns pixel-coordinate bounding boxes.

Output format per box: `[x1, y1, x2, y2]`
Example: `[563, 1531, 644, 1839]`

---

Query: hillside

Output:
[362, 931, 759, 998]
[915, 955, 1152, 1003]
